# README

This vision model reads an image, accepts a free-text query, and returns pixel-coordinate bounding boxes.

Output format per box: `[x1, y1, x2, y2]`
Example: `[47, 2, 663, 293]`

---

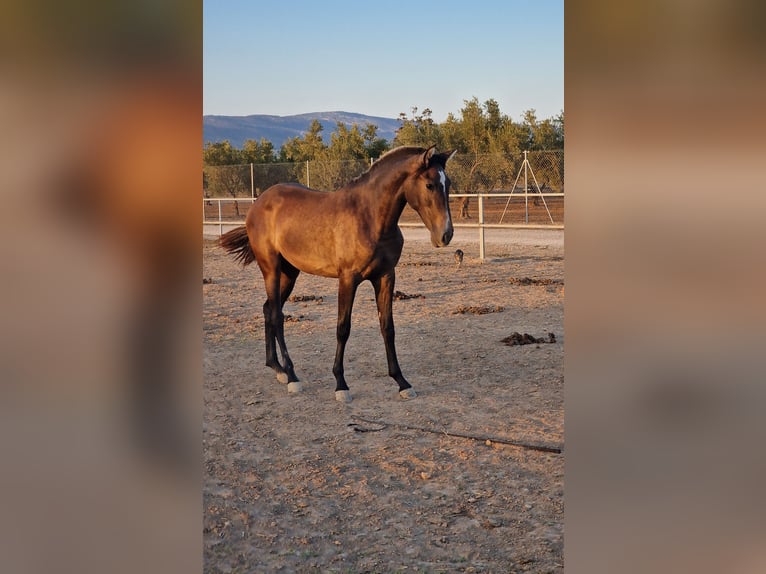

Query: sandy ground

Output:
[203, 229, 564, 573]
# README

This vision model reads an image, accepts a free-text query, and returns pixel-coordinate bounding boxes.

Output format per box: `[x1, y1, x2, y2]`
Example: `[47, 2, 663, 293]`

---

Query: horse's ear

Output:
[422, 145, 437, 166]
[430, 149, 457, 168]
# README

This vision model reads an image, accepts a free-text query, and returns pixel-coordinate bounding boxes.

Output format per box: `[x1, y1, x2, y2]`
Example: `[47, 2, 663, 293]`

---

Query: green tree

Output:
[241, 137, 276, 163]
[533, 119, 559, 150]
[439, 112, 465, 152]
[306, 122, 368, 190]
[484, 98, 503, 137]
[203, 140, 241, 165]
[362, 123, 390, 159]
[203, 141, 249, 214]
[517, 109, 564, 150]
[393, 107, 441, 148]
[279, 119, 326, 162]
[202, 102, 562, 197]
[459, 97, 488, 156]
[553, 111, 564, 149]
[325, 122, 367, 160]
[521, 109, 539, 150]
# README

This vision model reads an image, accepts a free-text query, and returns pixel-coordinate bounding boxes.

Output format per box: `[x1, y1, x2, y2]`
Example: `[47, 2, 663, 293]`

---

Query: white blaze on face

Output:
[438, 169, 451, 226]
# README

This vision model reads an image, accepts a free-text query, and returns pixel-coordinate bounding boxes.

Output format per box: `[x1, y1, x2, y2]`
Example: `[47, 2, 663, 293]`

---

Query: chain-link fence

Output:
[203, 150, 564, 227]
[203, 159, 373, 199]
[446, 150, 563, 194]
[203, 151, 563, 196]
[203, 162, 302, 199]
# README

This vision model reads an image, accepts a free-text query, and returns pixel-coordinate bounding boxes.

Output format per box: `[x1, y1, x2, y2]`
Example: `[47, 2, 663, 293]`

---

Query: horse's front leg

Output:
[332, 275, 359, 403]
[372, 271, 416, 399]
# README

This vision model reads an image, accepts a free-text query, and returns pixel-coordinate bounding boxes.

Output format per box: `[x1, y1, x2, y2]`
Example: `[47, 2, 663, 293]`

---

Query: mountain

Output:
[203, 111, 401, 148]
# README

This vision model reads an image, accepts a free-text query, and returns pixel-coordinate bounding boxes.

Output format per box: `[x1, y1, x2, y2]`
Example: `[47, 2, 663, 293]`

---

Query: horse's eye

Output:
[426, 183, 434, 190]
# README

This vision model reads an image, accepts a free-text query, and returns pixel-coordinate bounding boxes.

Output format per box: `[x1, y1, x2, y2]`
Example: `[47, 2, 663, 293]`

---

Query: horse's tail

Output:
[219, 226, 256, 266]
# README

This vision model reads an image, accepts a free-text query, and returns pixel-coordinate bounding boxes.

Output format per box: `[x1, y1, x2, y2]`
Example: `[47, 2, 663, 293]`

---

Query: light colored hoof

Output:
[335, 390, 353, 403]
[287, 381, 302, 393]
[399, 388, 417, 400]
[276, 372, 289, 384]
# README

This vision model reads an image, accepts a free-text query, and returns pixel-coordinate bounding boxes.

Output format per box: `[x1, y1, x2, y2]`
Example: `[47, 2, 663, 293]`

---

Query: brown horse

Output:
[220, 145, 456, 402]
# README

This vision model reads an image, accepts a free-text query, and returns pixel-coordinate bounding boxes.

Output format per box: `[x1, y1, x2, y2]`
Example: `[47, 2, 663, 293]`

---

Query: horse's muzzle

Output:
[432, 225, 453, 247]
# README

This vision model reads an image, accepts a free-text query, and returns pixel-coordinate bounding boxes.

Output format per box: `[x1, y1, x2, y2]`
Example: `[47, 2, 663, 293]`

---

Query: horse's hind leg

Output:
[263, 298, 290, 383]
[261, 259, 300, 390]
[372, 272, 416, 399]
[276, 262, 300, 389]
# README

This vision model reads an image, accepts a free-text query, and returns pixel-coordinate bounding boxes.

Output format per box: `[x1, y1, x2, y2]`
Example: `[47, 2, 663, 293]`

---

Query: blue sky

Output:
[204, 0, 563, 122]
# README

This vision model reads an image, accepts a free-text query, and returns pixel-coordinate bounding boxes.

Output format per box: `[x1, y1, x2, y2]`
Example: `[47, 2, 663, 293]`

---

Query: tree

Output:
[553, 111, 564, 149]
[325, 122, 367, 160]
[484, 98, 503, 137]
[203, 140, 241, 165]
[241, 138, 276, 163]
[440, 113, 465, 152]
[302, 122, 369, 190]
[362, 123, 389, 159]
[201, 102, 562, 198]
[203, 140, 248, 214]
[203, 163, 250, 214]
[459, 98, 488, 156]
[393, 107, 441, 148]
[520, 109, 540, 150]
[279, 119, 326, 162]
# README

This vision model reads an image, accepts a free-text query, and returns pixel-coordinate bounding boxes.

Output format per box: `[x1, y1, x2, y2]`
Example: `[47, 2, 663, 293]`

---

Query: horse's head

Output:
[403, 146, 457, 248]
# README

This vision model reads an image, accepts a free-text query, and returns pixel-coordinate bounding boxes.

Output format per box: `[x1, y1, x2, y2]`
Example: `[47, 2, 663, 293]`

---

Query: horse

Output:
[220, 145, 456, 402]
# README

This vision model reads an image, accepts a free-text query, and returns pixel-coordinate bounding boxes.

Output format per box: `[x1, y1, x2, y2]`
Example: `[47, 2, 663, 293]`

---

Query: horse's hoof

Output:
[287, 382, 302, 394]
[399, 388, 417, 400]
[276, 372, 289, 384]
[335, 390, 353, 403]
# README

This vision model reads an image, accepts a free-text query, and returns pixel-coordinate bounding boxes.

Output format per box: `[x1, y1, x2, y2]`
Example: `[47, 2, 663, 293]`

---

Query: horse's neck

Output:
[363, 169, 409, 234]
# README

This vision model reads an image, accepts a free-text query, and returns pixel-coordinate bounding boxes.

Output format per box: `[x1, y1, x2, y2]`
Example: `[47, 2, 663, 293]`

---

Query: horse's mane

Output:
[346, 146, 427, 188]
[374, 146, 427, 165]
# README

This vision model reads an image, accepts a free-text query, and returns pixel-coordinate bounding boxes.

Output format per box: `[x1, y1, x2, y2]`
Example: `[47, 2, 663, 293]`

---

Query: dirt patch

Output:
[394, 290, 425, 300]
[452, 304, 505, 315]
[502, 332, 557, 346]
[204, 237, 564, 572]
[289, 294, 324, 303]
[509, 277, 563, 286]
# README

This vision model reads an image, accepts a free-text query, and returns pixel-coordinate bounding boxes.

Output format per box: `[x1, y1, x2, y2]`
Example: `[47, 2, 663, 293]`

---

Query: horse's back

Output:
[262, 182, 321, 198]
[245, 183, 343, 276]
[251, 183, 329, 213]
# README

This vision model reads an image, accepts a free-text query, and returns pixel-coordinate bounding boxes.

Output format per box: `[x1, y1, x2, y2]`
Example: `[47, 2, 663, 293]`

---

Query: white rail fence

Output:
[203, 150, 563, 259]
[203, 191, 563, 260]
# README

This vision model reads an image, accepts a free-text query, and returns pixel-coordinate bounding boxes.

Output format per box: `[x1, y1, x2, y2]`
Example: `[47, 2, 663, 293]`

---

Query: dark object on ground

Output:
[394, 290, 424, 300]
[502, 332, 557, 346]
[508, 277, 563, 286]
[453, 305, 505, 315]
[289, 294, 323, 302]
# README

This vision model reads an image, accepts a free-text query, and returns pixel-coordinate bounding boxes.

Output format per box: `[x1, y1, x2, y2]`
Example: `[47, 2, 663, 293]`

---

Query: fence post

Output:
[218, 200, 222, 236]
[524, 150, 529, 224]
[478, 193, 485, 260]
[250, 163, 254, 198]
[306, 160, 310, 187]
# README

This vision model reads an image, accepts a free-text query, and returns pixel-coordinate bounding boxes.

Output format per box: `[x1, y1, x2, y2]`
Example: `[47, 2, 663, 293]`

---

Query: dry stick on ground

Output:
[350, 415, 562, 454]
